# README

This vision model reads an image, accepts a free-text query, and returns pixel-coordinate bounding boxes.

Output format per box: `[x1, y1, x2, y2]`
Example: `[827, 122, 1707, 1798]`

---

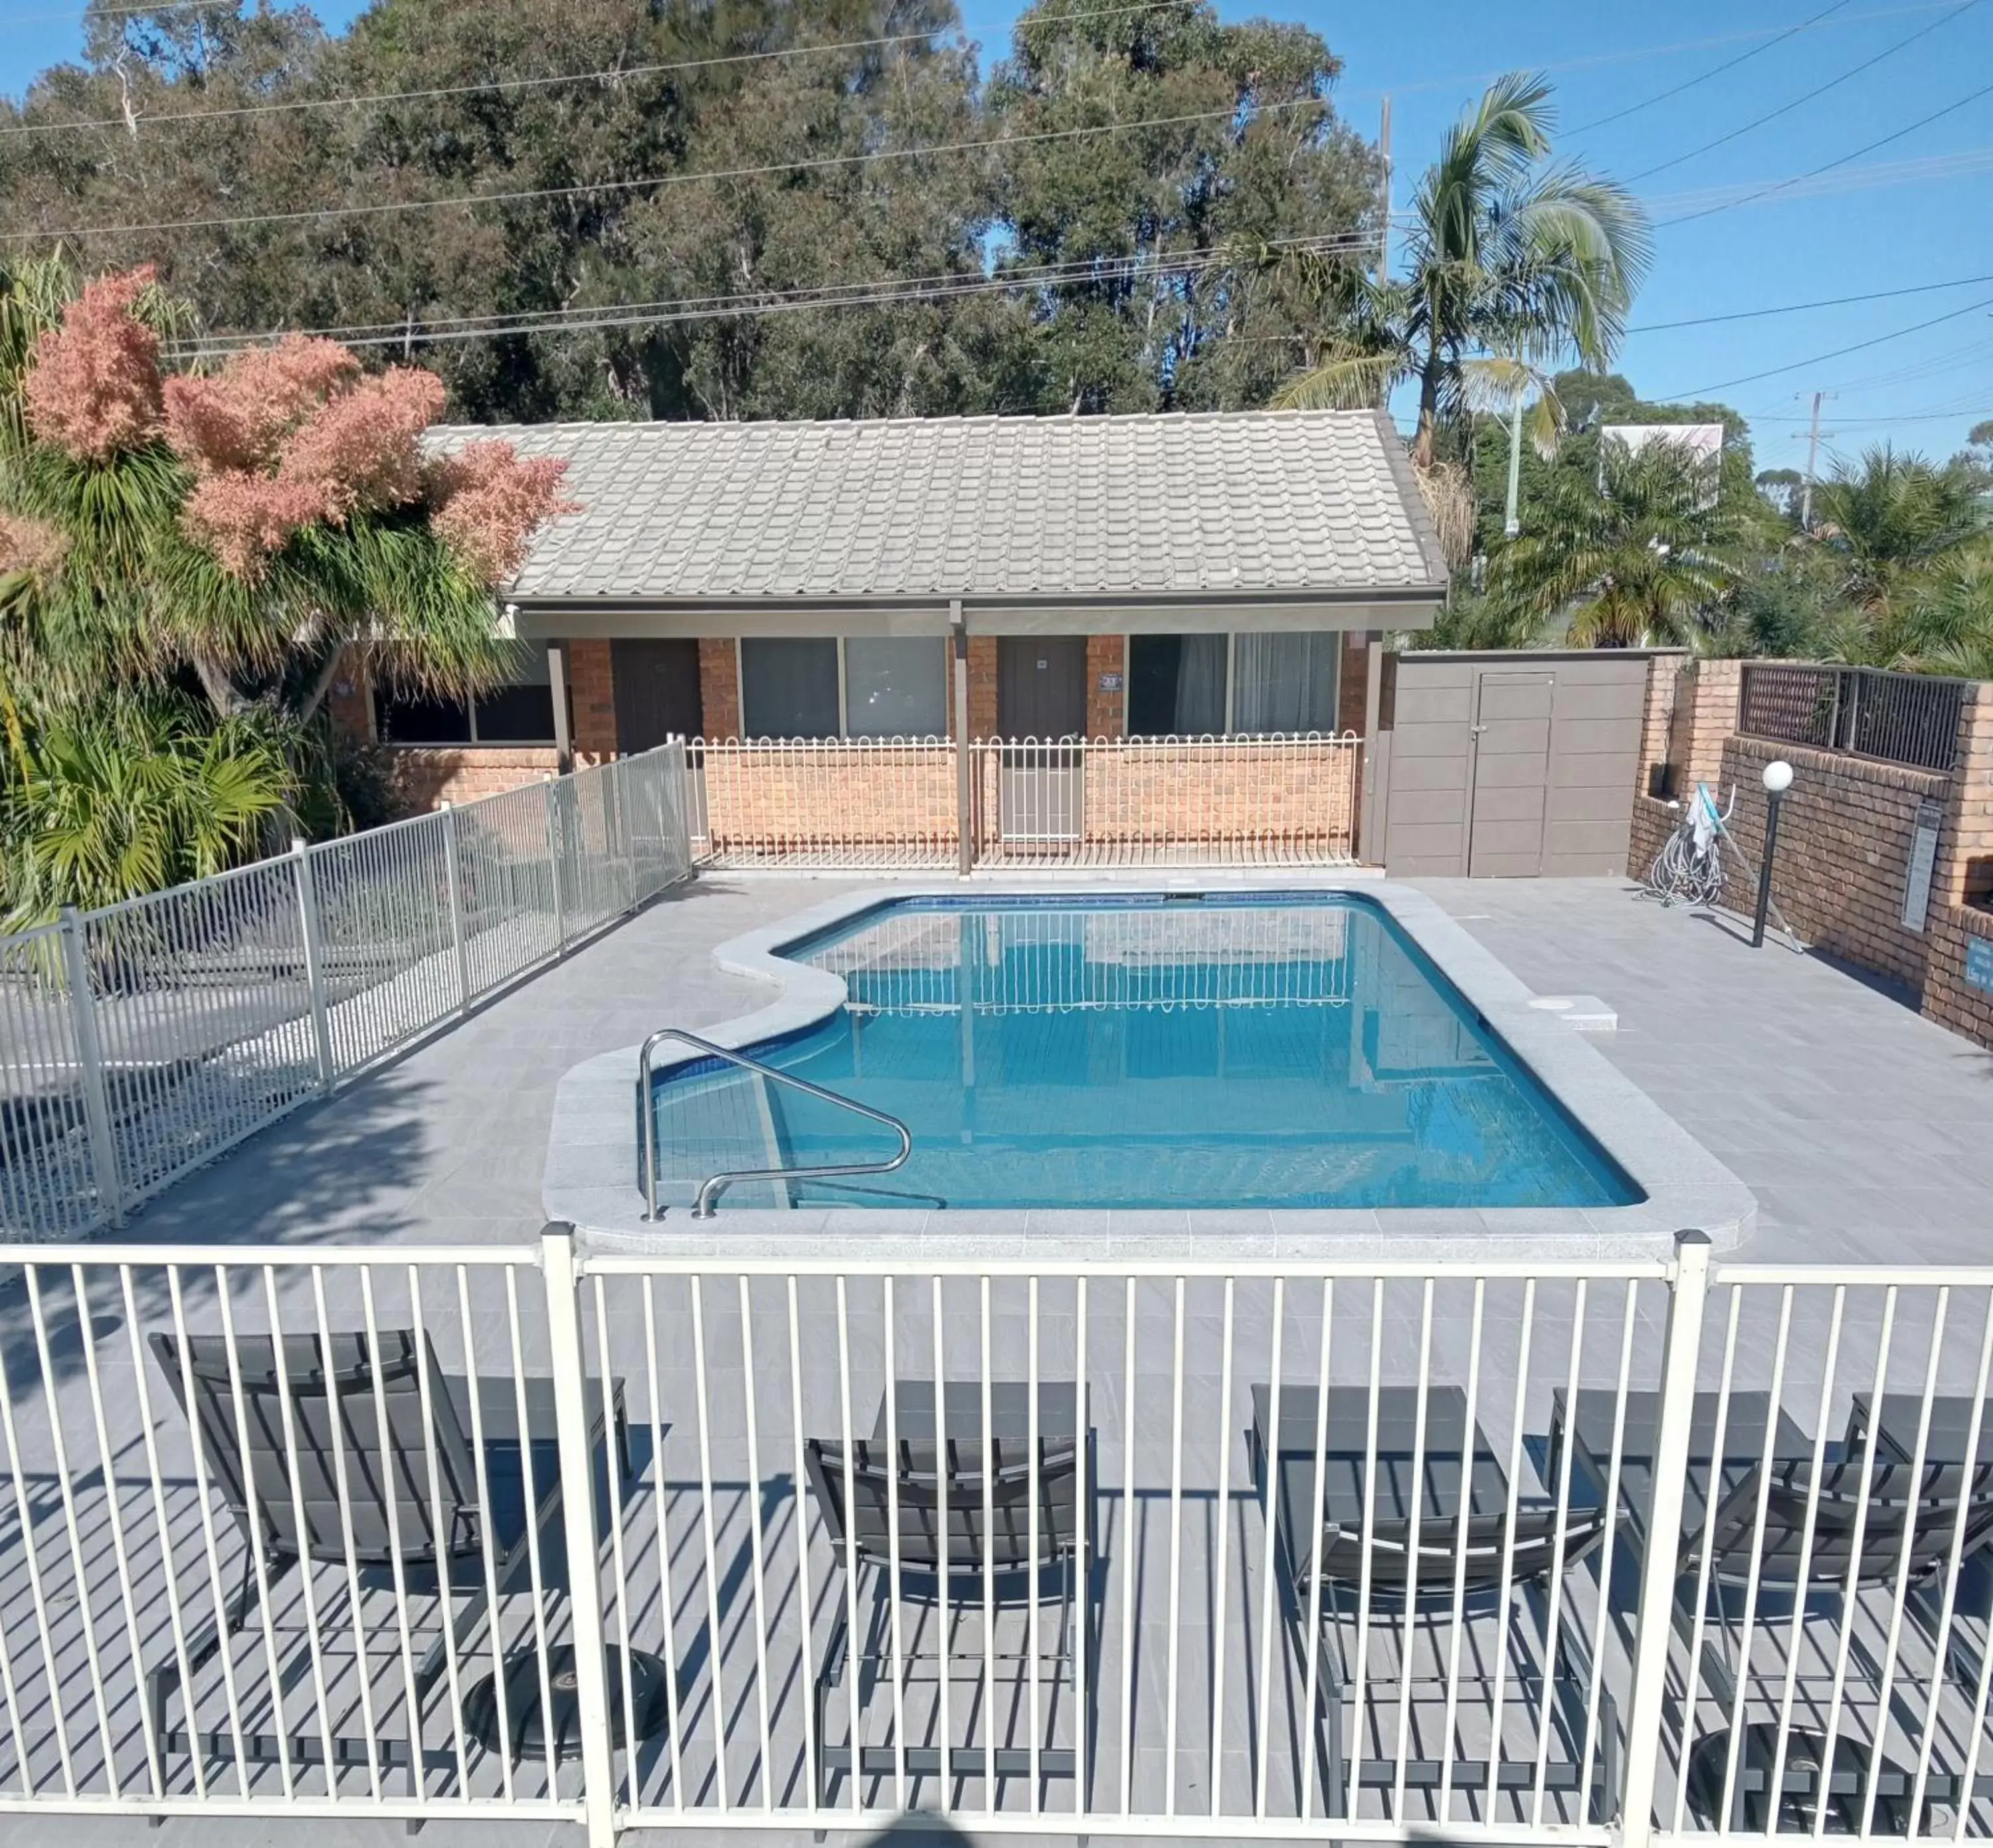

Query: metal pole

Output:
[1618, 1230, 1713, 1848]
[547, 639, 574, 775]
[57, 906, 124, 1227]
[952, 603, 973, 878]
[1752, 789, 1784, 949]
[537, 1222, 618, 1848]
[439, 802, 472, 1012]
[1376, 95, 1392, 284]
[291, 839, 336, 1093]
[1503, 393, 1525, 538]
[543, 774, 568, 951]
[1798, 390, 1826, 530]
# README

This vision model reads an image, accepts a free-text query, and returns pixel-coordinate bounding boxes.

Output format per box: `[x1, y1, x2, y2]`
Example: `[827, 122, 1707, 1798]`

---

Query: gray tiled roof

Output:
[430, 409, 1449, 604]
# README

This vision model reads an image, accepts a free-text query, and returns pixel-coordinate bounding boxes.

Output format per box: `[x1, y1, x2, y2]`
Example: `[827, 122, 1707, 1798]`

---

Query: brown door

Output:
[996, 637, 1087, 741]
[612, 640, 704, 749]
[1466, 672, 1555, 877]
[995, 638, 1088, 844]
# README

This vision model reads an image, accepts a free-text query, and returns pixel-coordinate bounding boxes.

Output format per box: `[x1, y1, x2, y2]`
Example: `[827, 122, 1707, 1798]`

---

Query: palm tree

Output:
[1489, 442, 1749, 647]
[1268, 72, 1651, 470]
[1808, 445, 1983, 614]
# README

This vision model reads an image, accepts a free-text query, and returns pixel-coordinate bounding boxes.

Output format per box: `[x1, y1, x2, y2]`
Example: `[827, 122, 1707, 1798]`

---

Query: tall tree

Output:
[1810, 445, 1984, 614]
[1270, 72, 1650, 470]
[989, 0, 1376, 414]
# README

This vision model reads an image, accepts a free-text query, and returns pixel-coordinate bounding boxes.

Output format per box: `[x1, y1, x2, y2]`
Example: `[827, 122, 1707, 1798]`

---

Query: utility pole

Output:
[1798, 390, 1830, 529]
[1377, 96, 1392, 282]
[1504, 393, 1525, 538]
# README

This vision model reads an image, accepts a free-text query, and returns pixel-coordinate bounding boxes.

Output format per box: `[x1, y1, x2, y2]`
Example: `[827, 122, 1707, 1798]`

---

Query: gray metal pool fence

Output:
[0, 739, 694, 1243]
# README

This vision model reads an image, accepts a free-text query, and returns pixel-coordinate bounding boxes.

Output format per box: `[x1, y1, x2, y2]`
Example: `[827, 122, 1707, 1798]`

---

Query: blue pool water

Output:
[648, 895, 1640, 1211]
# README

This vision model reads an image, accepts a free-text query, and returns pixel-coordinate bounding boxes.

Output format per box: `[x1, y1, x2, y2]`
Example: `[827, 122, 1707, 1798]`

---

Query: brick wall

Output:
[325, 647, 373, 744]
[1629, 794, 1676, 883]
[1922, 900, 1993, 1051]
[1086, 634, 1125, 739]
[569, 639, 617, 761]
[968, 636, 999, 740]
[698, 743, 957, 854]
[698, 638, 741, 739]
[1719, 734, 1951, 990]
[387, 747, 561, 811]
[1937, 682, 1993, 909]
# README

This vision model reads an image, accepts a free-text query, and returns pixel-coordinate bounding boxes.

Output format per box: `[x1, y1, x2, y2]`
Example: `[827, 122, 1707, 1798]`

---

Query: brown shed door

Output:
[996, 637, 1087, 741]
[1467, 672, 1555, 877]
[612, 640, 704, 751]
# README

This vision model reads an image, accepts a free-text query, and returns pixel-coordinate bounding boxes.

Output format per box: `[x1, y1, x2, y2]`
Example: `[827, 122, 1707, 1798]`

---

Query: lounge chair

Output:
[146, 1328, 628, 1766]
[805, 1380, 1095, 1799]
[1252, 1383, 1614, 1821]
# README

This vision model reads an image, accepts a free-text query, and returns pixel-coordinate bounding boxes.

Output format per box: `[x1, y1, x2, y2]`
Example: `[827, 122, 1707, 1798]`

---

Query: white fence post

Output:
[290, 838, 337, 1093]
[56, 906, 124, 1228]
[538, 1220, 619, 1848]
[1618, 1229, 1713, 1848]
[439, 802, 472, 1012]
[543, 775, 569, 951]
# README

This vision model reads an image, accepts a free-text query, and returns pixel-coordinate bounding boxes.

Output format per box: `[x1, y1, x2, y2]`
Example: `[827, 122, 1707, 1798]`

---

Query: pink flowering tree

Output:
[1, 260, 575, 735]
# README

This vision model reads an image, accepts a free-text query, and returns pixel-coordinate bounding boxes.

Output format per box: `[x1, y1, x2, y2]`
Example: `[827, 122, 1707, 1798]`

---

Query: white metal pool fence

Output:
[0, 743, 695, 1243]
[3, 1232, 1993, 1848]
[685, 733, 1365, 871]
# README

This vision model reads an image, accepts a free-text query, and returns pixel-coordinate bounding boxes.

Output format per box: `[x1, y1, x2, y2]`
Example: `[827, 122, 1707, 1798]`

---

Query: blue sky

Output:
[5, 0, 1992, 472]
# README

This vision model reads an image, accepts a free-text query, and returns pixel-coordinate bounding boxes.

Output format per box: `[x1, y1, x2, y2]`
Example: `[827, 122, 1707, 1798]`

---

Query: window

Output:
[740, 636, 947, 739]
[1127, 633, 1226, 737]
[741, 638, 840, 739]
[1234, 632, 1340, 734]
[1125, 631, 1343, 736]
[377, 648, 558, 745]
[844, 637, 947, 738]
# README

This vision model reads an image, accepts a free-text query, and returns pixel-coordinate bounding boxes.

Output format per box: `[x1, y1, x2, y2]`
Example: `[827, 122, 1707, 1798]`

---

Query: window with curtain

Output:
[843, 637, 947, 737]
[1232, 632, 1341, 734]
[1127, 633, 1227, 737]
[741, 638, 840, 739]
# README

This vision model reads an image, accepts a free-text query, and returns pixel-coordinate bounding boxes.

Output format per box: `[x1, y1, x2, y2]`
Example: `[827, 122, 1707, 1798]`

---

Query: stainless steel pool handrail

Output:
[638, 1026, 913, 1220]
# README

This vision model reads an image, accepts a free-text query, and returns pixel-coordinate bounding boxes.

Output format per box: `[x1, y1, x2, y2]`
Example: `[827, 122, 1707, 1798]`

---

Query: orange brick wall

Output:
[969, 637, 999, 740]
[1086, 635, 1125, 739]
[569, 639, 617, 762]
[698, 743, 957, 853]
[1923, 899, 1993, 1050]
[326, 647, 373, 743]
[698, 638, 742, 740]
[387, 746, 562, 812]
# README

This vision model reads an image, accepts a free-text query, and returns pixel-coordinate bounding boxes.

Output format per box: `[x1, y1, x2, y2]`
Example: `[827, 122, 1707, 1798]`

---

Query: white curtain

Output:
[1233, 632, 1340, 734]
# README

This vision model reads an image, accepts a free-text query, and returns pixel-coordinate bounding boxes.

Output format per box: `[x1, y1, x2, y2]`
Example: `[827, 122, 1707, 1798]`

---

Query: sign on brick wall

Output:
[1968, 936, 1993, 994]
[1902, 796, 1943, 933]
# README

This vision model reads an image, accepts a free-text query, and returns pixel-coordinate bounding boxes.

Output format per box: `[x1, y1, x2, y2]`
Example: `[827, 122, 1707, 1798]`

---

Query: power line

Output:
[1626, 268, 1993, 333]
[1663, 292, 1993, 397]
[1565, 0, 1854, 136]
[164, 230, 1384, 357]
[1640, 141, 1993, 215]
[2, 0, 1958, 140]
[1624, 0, 1979, 182]
[1660, 73, 1993, 225]
[0, 92, 1349, 243]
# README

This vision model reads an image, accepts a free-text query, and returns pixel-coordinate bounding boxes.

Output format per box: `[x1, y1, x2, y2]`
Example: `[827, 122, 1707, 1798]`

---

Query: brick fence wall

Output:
[1924, 901, 1993, 1052]
[1718, 734, 1952, 991]
[698, 743, 958, 854]
[387, 746, 563, 811]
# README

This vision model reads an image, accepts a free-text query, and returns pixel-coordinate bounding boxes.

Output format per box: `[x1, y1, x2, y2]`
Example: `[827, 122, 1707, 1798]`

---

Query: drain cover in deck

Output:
[464, 1645, 671, 1762]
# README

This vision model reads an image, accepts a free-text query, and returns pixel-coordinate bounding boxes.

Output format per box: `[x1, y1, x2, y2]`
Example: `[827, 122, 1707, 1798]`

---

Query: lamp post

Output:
[1753, 759, 1793, 948]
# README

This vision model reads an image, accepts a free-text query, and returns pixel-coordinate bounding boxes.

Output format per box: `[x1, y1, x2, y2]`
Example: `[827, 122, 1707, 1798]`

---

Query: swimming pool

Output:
[644, 894, 1641, 1212]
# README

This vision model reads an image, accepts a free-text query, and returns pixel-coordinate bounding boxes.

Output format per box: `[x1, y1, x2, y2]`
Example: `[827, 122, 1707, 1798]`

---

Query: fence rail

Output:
[0, 743, 694, 1244]
[686, 733, 1363, 872]
[1, 1232, 1992, 1848]
[1739, 664, 1968, 774]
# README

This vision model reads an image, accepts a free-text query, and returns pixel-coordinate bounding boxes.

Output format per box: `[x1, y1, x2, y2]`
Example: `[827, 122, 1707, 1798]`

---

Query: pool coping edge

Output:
[543, 875, 1755, 1261]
